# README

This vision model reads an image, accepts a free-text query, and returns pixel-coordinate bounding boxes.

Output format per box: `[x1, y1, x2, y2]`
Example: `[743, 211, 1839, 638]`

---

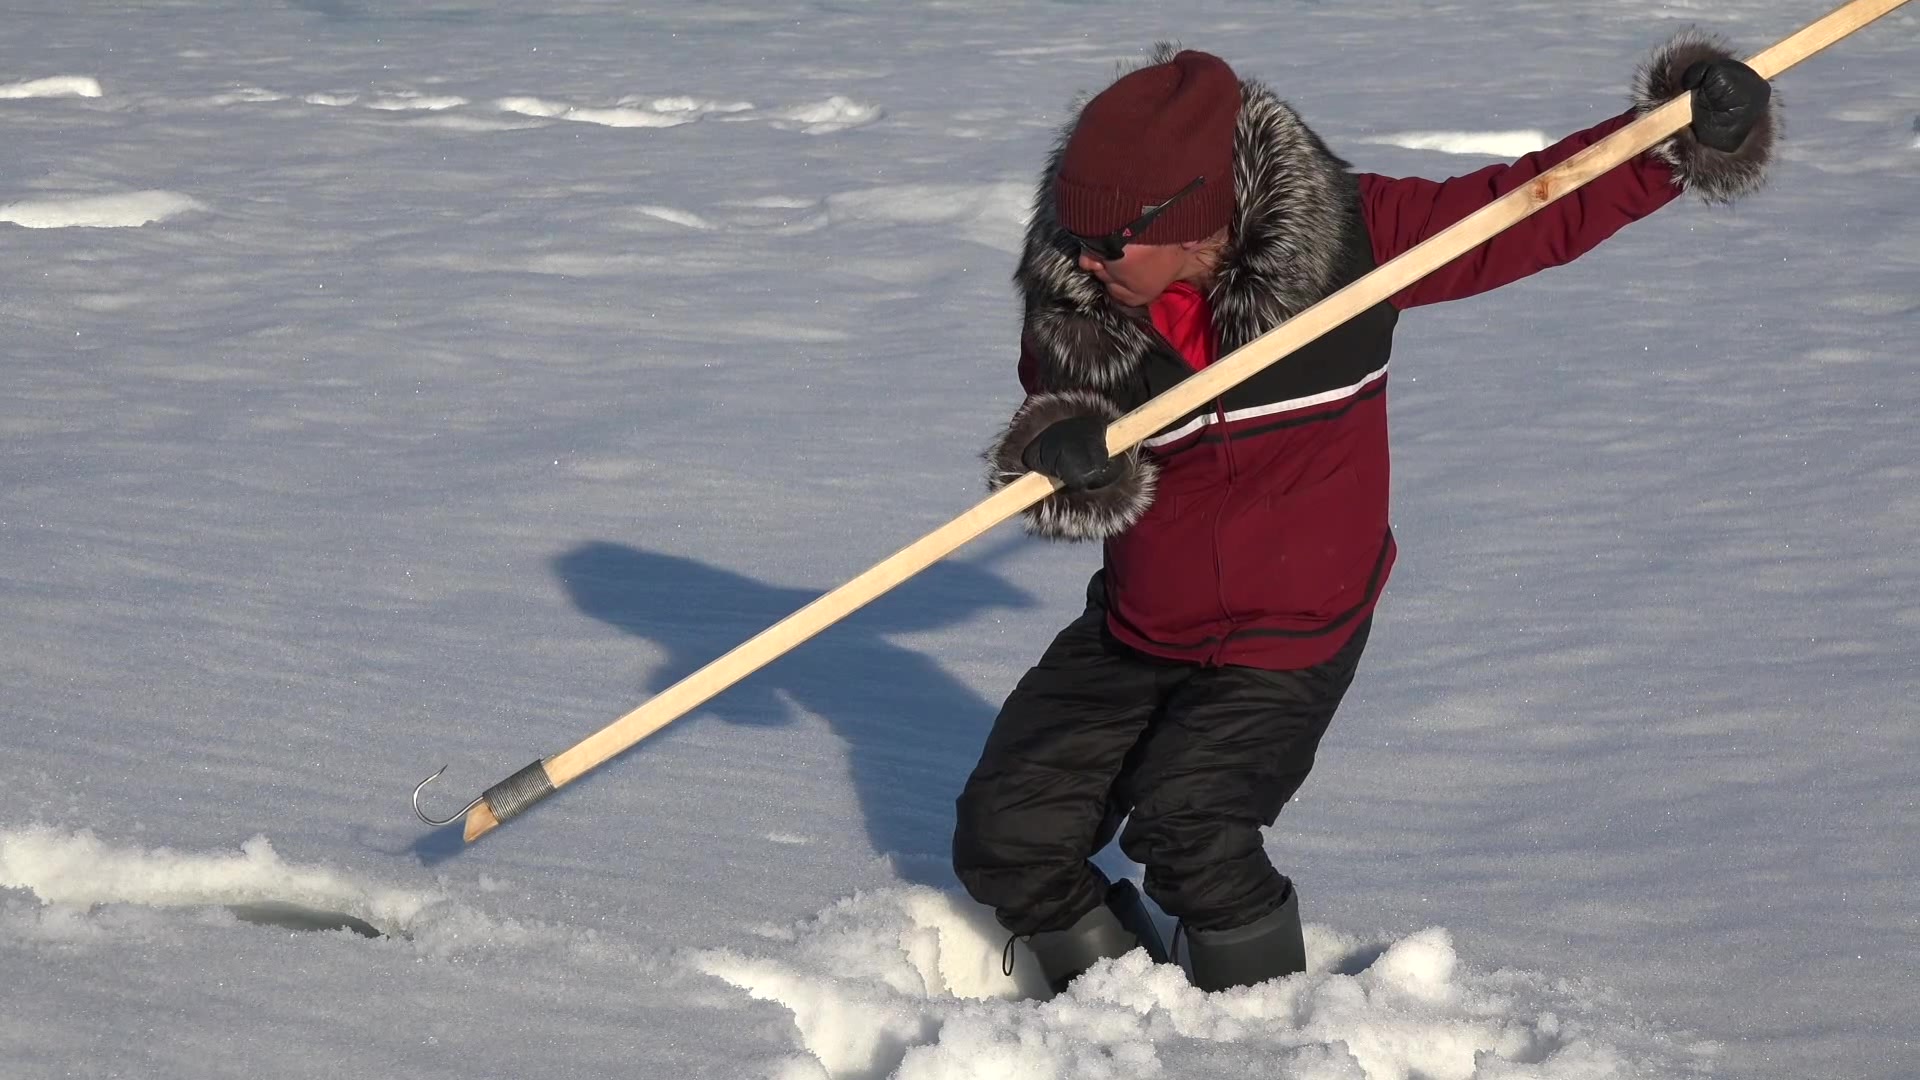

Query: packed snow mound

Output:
[691, 886, 1717, 1080]
[0, 827, 634, 963]
[0, 826, 428, 936]
[0, 75, 103, 99]
[495, 94, 726, 128]
[0, 191, 202, 228]
[768, 95, 883, 134]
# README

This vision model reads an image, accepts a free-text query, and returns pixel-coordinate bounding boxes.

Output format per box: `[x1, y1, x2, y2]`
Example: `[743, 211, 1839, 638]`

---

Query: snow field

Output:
[2, 825, 1714, 1080]
[3, 3, 1916, 1078]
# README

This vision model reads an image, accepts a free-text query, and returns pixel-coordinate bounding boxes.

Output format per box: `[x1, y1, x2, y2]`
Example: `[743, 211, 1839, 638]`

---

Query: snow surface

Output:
[0, 76, 104, 100]
[3, 2, 1916, 1079]
[0, 191, 206, 229]
[1358, 132, 1553, 157]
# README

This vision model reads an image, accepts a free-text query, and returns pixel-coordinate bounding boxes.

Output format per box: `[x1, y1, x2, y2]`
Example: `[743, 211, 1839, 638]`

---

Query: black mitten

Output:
[1021, 415, 1120, 491]
[1682, 59, 1770, 153]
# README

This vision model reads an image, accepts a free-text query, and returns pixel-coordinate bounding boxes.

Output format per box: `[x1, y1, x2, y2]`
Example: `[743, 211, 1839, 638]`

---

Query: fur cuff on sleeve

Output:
[985, 389, 1158, 542]
[1633, 30, 1776, 205]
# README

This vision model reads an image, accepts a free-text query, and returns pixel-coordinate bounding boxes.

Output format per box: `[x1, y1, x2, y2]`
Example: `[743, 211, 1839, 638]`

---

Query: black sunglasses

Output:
[1068, 175, 1207, 261]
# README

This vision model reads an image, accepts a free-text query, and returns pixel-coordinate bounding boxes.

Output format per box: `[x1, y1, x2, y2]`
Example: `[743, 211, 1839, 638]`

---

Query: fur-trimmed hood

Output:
[986, 47, 1366, 543]
[1013, 44, 1360, 397]
[986, 32, 1776, 546]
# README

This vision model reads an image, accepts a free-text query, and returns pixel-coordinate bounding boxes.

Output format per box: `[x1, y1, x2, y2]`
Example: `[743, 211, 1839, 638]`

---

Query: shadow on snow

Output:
[408, 536, 1039, 880]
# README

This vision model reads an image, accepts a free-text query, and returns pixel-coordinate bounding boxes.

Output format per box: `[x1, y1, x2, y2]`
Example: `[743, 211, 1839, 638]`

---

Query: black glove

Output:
[1021, 415, 1120, 491]
[1682, 59, 1770, 153]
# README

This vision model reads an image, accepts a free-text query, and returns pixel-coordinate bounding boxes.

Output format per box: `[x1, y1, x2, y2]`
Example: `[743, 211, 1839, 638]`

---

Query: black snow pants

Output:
[952, 572, 1370, 937]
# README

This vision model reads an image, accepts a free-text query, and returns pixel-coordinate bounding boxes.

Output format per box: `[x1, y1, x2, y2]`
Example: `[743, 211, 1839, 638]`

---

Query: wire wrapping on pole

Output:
[483, 760, 556, 823]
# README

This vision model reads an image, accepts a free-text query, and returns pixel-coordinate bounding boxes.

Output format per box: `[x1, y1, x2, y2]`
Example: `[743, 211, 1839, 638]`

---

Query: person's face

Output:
[1076, 242, 1190, 308]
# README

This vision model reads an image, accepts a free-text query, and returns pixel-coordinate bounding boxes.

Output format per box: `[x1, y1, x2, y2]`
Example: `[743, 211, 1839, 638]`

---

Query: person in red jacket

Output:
[952, 33, 1774, 995]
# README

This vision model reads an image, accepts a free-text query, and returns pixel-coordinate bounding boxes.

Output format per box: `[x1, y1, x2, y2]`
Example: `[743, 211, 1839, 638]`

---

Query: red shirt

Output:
[1149, 282, 1218, 372]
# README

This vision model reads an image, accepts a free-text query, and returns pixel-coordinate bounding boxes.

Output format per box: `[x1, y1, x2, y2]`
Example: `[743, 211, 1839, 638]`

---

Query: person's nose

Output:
[1076, 250, 1104, 273]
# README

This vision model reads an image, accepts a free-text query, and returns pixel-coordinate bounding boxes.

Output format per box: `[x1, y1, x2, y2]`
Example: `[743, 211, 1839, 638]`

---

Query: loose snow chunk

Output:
[624, 95, 754, 114]
[0, 75, 103, 99]
[495, 95, 690, 128]
[563, 106, 698, 128]
[1364, 926, 1459, 1003]
[770, 96, 883, 134]
[691, 887, 1717, 1080]
[496, 94, 751, 129]
[636, 205, 716, 229]
[364, 92, 468, 111]
[494, 95, 571, 118]
[208, 87, 287, 105]
[0, 191, 203, 229]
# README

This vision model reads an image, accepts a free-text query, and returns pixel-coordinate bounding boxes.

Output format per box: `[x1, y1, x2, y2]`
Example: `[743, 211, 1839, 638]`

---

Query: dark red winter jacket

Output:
[1015, 112, 1682, 670]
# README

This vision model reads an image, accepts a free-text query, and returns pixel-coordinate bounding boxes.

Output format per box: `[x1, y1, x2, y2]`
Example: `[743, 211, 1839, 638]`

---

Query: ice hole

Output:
[224, 900, 390, 939]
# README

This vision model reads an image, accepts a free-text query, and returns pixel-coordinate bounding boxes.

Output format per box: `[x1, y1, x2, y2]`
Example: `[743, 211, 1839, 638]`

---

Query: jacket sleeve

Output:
[1361, 31, 1776, 311]
[1358, 112, 1680, 310]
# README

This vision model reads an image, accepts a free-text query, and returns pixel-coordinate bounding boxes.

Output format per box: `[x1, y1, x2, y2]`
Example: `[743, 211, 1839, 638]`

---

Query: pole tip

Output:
[463, 801, 501, 843]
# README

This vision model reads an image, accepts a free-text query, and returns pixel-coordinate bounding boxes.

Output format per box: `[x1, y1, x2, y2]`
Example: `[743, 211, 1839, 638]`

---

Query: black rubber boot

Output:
[1025, 880, 1167, 995]
[1182, 887, 1307, 992]
[1104, 879, 1170, 964]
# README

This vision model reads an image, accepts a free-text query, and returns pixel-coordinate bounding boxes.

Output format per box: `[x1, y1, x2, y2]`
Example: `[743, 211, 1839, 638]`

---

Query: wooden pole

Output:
[453, 0, 1912, 844]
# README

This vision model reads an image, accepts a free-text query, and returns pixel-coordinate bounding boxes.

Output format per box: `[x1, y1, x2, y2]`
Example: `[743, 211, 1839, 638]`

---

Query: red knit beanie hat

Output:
[1054, 50, 1240, 245]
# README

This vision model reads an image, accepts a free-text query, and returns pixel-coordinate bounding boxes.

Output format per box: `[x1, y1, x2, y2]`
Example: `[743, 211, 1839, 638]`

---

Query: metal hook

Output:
[413, 765, 486, 827]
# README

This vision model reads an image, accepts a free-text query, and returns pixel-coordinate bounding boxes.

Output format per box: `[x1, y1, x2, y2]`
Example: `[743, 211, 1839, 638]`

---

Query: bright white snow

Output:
[0, 190, 203, 228]
[1360, 130, 1552, 156]
[1, 827, 427, 933]
[692, 889, 1719, 1080]
[3, 2, 1916, 1079]
[0, 74, 103, 98]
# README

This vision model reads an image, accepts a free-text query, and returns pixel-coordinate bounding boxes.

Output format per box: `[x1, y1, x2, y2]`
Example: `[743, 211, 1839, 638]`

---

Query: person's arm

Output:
[985, 336, 1157, 541]
[1360, 31, 1775, 311]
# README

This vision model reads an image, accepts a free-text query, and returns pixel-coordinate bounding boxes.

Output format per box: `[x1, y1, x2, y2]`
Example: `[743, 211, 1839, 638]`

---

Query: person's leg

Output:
[952, 577, 1172, 939]
[1117, 619, 1371, 988]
